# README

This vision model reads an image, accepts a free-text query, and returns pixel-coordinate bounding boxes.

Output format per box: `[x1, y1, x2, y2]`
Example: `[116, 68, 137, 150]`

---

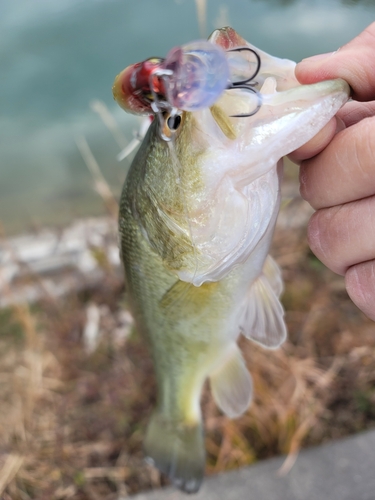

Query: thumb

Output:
[295, 22, 375, 101]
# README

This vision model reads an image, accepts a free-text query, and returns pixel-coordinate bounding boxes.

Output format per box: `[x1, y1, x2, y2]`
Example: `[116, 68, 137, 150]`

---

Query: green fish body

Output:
[115, 28, 350, 493]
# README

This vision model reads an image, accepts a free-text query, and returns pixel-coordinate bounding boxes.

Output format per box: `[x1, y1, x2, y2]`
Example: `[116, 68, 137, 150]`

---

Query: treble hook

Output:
[226, 47, 262, 118]
[148, 67, 180, 141]
[227, 47, 261, 85]
[147, 45, 263, 137]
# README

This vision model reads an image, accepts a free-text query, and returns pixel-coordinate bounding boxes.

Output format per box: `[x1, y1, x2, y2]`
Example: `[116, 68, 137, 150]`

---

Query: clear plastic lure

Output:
[112, 40, 262, 118]
[160, 40, 231, 111]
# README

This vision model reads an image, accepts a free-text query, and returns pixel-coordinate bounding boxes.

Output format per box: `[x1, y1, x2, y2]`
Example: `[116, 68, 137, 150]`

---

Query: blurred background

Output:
[1, 0, 374, 234]
[1, 1, 375, 499]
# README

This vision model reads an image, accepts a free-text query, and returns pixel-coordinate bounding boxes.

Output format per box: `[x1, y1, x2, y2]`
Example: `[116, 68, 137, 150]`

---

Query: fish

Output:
[113, 27, 349, 493]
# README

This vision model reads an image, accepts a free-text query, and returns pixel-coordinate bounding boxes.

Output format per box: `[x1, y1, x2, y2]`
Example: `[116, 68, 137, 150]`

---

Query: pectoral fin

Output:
[239, 255, 287, 348]
[210, 344, 252, 418]
[263, 254, 283, 296]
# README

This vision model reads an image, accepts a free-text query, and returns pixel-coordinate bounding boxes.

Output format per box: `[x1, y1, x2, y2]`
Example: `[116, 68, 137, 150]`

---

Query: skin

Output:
[289, 22, 375, 321]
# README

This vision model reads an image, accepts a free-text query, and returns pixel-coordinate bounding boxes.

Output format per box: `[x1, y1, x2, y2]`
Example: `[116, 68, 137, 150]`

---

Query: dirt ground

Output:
[1, 181, 375, 499]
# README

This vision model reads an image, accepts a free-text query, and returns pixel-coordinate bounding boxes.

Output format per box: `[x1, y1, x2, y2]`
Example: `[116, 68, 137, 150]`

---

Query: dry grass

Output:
[1, 204, 375, 499]
[1, 126, 374, 497]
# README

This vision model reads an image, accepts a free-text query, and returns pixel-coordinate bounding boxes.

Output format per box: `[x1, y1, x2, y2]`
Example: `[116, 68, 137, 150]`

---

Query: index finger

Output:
[296, 22, 375, 102]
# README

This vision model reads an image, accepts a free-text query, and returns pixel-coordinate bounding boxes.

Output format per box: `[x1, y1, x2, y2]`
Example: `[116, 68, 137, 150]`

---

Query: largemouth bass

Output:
[113, 27, 349, 493]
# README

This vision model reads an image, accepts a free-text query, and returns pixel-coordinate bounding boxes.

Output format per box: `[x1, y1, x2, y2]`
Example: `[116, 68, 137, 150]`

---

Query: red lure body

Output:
[113, 57, 166, 115]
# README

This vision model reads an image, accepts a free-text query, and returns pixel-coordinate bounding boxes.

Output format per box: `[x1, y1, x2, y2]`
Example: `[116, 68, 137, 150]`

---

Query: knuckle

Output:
[354, 118, 375, 176]
[306, 207, 346, 275]
[299, 160, 320, 208]
[299, 163, 309, 201]
[306, 211, 326, 259]
[346, 261, 375, 321]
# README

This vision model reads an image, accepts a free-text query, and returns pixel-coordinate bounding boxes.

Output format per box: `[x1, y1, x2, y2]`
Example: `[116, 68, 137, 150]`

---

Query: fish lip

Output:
[208, 26, 247, 50]
[208, 27, 298, 94]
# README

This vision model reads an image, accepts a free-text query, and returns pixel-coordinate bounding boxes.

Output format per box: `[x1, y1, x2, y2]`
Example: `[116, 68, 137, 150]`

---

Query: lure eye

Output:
[167, 114, 182, 131]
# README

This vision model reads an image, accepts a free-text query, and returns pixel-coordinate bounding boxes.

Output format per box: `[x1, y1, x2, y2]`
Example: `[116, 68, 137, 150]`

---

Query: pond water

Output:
[1, 0, 374, 234]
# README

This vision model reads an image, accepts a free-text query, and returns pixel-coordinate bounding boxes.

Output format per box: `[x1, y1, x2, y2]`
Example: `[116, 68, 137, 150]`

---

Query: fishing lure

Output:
[113, 40, 262, 131]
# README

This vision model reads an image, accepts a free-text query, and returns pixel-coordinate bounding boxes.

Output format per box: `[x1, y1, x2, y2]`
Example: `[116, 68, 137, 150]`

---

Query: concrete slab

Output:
[131, 430, 375, 499]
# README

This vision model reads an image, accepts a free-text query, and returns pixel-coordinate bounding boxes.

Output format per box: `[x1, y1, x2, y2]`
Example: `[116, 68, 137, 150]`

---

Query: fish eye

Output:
[160, 111, 184, 140]
[167, 114, 182, 131]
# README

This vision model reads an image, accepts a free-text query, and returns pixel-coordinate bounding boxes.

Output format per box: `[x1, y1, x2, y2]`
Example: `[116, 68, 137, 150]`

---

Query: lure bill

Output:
[113, 27, 350, 493]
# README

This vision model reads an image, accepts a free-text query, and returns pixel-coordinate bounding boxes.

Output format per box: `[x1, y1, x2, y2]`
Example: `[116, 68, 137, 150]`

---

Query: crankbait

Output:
[113, 40, 262, 123]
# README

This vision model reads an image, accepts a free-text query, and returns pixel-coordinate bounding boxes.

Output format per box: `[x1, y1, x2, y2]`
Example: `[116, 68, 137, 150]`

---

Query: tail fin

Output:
[144, 413, 205, 494]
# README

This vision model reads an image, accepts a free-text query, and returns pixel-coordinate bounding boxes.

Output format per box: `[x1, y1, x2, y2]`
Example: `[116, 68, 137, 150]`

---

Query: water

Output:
[0, 0, 374, 234]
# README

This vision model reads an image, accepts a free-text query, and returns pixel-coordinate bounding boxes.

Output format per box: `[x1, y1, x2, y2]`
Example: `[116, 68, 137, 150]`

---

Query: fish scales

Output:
[119, 117, 250, 407]
[114, 27, 350, 493]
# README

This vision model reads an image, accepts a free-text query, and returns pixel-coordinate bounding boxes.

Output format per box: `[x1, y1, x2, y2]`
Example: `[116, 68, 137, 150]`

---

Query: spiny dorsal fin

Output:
[239, 256, 287, 349]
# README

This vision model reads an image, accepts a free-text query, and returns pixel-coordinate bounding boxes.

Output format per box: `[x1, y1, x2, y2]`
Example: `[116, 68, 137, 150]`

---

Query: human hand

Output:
[289, 23, 375, 321]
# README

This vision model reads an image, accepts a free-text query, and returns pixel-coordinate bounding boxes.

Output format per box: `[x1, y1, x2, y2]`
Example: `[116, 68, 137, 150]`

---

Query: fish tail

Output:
[144, 412, 205, 494]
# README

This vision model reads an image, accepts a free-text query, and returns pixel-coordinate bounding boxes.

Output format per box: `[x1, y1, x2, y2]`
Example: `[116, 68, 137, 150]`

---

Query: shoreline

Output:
[0, 216, 121, 307]
[0, 188, 313, 307]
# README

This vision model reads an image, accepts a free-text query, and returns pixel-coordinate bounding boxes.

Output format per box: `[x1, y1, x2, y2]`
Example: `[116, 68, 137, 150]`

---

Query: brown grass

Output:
[1, 201, 375, 498]
[1, 136, 374, 498]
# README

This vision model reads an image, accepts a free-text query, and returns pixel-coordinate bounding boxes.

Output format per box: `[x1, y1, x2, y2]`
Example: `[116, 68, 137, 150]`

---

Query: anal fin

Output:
[239, 255, 287, 349]
[210, 344, 252, 418]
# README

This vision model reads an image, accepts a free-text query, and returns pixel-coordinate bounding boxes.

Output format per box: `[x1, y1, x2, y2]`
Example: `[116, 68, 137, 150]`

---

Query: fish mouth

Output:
[208, 26, 248, 51]
[209, 27, 298, 94]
